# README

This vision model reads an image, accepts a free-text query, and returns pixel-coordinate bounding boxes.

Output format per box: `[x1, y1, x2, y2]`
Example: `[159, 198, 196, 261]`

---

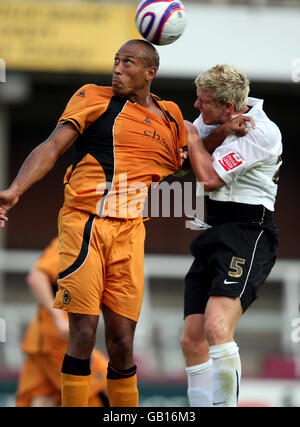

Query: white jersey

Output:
[193, 97, 282, 212]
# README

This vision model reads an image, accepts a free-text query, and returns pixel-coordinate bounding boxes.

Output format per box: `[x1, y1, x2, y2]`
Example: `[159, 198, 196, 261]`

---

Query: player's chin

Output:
[112, 84, 126, 97]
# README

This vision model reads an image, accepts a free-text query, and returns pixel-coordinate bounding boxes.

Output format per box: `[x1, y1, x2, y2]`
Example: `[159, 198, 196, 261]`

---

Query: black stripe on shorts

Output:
[58, 213, 95, 280]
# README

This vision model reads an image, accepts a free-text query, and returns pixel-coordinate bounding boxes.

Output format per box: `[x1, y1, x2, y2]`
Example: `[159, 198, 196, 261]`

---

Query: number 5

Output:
[228, 257, 245, 278]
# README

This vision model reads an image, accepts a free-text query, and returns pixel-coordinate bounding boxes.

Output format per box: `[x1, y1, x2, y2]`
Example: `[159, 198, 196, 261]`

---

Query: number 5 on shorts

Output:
[228, 257, 245, 278]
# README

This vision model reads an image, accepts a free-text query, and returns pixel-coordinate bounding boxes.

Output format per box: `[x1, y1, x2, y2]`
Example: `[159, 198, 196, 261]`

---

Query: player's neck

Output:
[129, 90, 152, 108]
[235, 106, 249, 115]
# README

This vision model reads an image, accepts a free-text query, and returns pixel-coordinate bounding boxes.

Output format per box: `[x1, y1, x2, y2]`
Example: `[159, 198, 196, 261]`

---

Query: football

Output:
[135, 0, 187, 46]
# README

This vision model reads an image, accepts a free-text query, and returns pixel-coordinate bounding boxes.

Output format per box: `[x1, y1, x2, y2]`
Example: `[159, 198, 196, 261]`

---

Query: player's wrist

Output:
[219, 122, 234, 137]
[8, 184, 21, 200]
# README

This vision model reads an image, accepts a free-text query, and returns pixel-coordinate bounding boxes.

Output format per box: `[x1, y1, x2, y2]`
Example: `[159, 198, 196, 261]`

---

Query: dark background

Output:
[5, 72, 300, 258]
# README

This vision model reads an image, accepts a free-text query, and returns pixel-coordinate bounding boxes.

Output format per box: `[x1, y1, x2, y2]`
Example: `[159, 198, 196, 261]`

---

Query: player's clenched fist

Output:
[223, 115, 255, 137]
[0, 189, 19, 228]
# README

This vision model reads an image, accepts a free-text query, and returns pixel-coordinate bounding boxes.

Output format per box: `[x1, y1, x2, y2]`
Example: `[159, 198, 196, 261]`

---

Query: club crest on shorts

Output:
[62, 289, 71, 305]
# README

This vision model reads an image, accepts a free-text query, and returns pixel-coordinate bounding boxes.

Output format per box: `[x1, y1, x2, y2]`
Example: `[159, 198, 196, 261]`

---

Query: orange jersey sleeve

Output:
[35, 237, 60, 284]
[57, 84, 111, 134]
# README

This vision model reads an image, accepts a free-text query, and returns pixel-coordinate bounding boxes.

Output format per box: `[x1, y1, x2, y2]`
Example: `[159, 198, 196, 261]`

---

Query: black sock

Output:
[107, 363, 137, 379]
[61, 354, 91, 376]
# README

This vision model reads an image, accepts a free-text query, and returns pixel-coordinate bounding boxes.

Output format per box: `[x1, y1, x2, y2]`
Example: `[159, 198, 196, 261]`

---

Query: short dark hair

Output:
[123, 39, 160, 70]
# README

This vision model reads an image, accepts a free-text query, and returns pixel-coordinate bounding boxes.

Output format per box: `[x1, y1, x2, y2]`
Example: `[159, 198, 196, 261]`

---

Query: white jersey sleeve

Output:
[194, 98, 282, 211]
[212, 120, 281, 185]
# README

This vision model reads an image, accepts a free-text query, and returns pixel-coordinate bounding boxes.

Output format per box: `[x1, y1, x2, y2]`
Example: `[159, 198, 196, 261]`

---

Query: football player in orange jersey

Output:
[0, 39, 187, 407]
[16, 237, 109, 407]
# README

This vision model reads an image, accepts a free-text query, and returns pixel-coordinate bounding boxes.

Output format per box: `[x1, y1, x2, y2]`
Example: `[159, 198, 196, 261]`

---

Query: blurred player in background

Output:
[181, 65, 282, 407]
[16, 237, 109, 407]
[0, 39, 187, 407]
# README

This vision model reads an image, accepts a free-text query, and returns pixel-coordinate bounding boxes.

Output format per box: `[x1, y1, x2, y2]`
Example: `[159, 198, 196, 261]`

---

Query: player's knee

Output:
[204, 315, 232, 345]
[180, 331, 208, 359]
[180, 332, 195, 355]
[107, 334, 133, 361]
[69, 321, 97, 357]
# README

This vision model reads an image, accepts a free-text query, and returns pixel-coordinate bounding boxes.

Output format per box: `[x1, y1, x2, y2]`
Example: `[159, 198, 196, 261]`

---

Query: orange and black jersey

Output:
[58, 84, 187, 218]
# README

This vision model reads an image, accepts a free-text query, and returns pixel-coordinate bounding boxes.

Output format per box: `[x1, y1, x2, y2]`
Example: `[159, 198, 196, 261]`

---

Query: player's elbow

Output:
[204, 181, 219, 192]
[26, 269, 40, 289]
[203, 176, 225, 192]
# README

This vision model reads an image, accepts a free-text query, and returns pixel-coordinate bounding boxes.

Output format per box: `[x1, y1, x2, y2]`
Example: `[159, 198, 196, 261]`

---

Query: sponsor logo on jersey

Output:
[143, 129, 174, 157]
[144, 128, 167, 144]
[219, 152, 244, 172]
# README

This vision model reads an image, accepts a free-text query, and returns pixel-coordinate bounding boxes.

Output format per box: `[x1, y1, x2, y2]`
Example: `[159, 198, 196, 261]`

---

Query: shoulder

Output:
[250, 115, 282, 149]
[72, 84, 113, 102]
[245, 98, 282, 147]
[152, 95, 183, 117]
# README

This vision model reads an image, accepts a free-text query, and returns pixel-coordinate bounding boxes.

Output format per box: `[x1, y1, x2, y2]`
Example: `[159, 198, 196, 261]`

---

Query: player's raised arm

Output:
[0, 123, 78, 228]
[184, 120, 225, 192]
[202, 115, 256, 153]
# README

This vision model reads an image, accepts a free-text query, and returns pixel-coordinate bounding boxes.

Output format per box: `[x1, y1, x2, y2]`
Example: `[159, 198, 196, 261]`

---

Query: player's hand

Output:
[223, 115, 255, 137]
[0, 189, 19, 228]
[184, 120, 198, 136]
[180, 147, 188, 165]
[184, 120, 200, 148]
[52, 308, 69, 340]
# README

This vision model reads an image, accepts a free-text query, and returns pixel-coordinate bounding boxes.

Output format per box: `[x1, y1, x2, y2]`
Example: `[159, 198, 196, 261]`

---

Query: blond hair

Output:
[195, 65, 250, 112]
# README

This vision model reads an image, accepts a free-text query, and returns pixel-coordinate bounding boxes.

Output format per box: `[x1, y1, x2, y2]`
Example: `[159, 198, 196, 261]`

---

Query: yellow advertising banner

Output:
[0, 1, 140, 73]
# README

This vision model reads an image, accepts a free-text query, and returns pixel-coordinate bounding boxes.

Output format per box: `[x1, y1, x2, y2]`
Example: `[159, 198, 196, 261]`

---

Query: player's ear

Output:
[146, 66, 158, 82]
[225, 101, 235, 114]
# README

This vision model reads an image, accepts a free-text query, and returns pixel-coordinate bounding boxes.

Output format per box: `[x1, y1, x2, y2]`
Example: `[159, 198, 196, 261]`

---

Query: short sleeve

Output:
[212, 123, 282, 184]
[34, 237, 60, 284]
[57, 84, 110, 134]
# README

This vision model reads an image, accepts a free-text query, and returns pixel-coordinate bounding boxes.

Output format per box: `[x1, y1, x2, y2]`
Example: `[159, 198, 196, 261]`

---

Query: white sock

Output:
[209, 341, 241, 407]
[185, 359, 213, 407]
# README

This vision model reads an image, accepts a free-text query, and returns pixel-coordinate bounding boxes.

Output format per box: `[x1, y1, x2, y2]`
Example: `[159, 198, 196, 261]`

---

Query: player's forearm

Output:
[202, 125, 230, 153]
[9, 140, 58, 198]
[9, 124, 78, 198]
[27, 269, 56, 313]
[188, 132, 224, 192]
[27, 268, 69, 339]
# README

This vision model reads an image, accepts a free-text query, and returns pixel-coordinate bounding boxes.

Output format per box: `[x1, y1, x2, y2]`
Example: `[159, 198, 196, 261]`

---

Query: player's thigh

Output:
[239, 226, 278, 312]
[54, 205, 104, 315]
[102, 219, 146, 322]
[208, 224, 274, 311]
[184, 257, 211, 319]
[204, 295, 242, 335]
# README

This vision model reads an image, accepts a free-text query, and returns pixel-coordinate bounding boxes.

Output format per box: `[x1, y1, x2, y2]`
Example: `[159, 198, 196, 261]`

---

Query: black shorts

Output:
[184, 222, 278, 316]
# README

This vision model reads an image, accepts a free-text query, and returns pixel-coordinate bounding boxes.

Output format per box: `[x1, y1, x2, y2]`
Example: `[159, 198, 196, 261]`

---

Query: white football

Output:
[135, 0, 187, 46]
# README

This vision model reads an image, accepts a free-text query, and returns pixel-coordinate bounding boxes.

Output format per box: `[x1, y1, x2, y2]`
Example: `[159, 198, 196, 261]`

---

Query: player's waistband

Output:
[205, 198, 274, 227]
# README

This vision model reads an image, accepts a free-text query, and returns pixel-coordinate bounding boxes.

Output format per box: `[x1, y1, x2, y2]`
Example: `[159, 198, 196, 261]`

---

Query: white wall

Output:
[156, 4, 300, 82]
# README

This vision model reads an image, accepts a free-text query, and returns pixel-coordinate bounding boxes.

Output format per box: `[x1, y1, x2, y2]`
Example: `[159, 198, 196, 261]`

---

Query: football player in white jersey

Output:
[181, 65, 282, 407]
